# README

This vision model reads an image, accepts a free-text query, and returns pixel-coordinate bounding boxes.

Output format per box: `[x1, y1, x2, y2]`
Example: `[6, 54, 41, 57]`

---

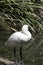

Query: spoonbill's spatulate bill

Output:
[5, 24, 32, 61]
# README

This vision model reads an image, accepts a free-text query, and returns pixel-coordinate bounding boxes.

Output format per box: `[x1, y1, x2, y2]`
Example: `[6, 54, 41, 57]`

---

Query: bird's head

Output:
[22, 24, 29, 32]
[22, 24, 33, 35]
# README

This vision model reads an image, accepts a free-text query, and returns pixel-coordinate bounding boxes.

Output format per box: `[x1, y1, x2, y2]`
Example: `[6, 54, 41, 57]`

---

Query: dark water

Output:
[0, 31, 43, 65]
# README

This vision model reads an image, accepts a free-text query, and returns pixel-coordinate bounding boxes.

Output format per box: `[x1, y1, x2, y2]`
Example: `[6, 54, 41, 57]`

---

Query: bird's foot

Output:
[19, 60, 25, 65]
[14, 60, 18, 65]
[14, 60, 25, 65]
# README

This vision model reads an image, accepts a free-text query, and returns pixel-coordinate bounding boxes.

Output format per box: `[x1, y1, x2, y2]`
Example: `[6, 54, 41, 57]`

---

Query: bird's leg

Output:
[19, 47, 24, 64]
[20, 47, 23, 60]
[14, 47, 17, 62]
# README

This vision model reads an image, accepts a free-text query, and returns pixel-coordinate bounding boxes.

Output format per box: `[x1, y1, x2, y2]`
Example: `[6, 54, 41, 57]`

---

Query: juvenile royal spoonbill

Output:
[5, 24, 32, 61]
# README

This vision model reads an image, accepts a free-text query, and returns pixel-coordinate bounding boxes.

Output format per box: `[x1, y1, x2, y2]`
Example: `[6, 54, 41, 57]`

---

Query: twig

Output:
[0, 57, 14, 65]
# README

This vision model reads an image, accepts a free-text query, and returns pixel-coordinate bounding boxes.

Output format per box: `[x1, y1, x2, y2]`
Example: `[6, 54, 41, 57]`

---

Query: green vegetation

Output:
[0, 0, 43, 33]
[0, 0, 43, 65]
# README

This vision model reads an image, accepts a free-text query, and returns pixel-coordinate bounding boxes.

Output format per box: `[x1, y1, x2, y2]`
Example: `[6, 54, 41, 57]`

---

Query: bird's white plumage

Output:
[5, 25, 32, 47]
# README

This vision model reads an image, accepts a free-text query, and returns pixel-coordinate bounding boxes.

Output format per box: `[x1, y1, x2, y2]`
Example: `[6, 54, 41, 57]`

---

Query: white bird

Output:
[5, 24, 32, 62]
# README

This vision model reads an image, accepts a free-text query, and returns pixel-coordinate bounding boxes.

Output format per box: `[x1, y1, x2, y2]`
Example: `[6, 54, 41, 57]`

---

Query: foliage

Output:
[0, 0, 43, 34]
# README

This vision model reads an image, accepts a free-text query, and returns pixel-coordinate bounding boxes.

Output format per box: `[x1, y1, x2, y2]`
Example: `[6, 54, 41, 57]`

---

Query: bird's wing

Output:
[14, 32, 28, 42]
[8, 32, 28, 42]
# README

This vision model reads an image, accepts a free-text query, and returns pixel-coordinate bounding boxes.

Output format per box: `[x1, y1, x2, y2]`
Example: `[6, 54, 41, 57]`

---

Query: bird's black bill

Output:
[28, 26, 33, 35]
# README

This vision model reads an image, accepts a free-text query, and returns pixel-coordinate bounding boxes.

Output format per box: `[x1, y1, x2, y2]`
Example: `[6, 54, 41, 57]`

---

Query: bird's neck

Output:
[22, 30, 32, 40]
[22, 30, 31, 36]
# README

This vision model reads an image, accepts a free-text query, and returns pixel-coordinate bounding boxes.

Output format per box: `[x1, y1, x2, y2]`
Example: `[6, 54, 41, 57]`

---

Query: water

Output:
[0, 31, 43, 65]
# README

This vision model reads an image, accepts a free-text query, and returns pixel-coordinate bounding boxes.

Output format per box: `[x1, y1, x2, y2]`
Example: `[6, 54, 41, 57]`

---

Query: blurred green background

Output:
[0, 0, 43, 65]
